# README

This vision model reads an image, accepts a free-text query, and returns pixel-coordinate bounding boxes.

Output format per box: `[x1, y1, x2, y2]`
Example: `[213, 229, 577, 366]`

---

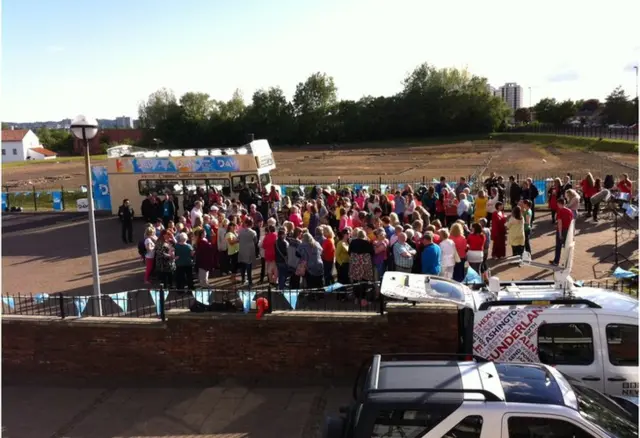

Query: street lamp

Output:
[70, 115, 102, 317]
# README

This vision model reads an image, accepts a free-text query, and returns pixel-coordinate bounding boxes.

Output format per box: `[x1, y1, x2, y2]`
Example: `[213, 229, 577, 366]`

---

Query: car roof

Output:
[364, 356, 571, 410]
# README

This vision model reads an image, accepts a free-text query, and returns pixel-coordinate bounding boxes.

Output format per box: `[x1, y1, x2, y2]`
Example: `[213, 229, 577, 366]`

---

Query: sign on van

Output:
[77, 198, 89, 212]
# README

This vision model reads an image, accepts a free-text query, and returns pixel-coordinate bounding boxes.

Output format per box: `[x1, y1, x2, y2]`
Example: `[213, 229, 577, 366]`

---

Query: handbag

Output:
[295, 260, 307, 277]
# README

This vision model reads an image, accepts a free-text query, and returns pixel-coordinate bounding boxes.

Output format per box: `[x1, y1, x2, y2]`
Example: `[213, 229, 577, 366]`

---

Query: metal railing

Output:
[505, 124, 638, 141]
[2, 280, 636, 320]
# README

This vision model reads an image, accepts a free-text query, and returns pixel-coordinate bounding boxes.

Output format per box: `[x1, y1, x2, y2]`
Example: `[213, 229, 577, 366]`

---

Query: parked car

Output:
[324, 354, 637, 438]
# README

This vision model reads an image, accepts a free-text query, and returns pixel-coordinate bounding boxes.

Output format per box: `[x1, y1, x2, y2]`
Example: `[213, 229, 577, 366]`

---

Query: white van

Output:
[380, 222, 639, 398]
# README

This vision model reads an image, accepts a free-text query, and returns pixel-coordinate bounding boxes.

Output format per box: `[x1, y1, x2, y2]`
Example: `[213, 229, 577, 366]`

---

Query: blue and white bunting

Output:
[380, 184, 388, 194]
[193, 290, 211, 305]
[33, 293, 49, 304]
[324, 283, 344, 293]
[112, 292, 129, 313]
[575, 280, 585, 287]
[464, 267, 484, 285]
[238, 291, 256, 313]
[613, 267, 637, 279]
[2, 296, 15, 309]
[283, 290, 300, 310]
[149, 290, 169, 315]
[74, 296, 89, 316]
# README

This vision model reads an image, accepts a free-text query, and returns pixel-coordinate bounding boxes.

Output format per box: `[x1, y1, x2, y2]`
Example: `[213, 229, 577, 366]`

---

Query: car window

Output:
[538, 323, 594, 365]
[371, 410, 446, 438]
[507, 417, 595, 438]
[443, 415, 483, 438]
[606, 324, 638, 366]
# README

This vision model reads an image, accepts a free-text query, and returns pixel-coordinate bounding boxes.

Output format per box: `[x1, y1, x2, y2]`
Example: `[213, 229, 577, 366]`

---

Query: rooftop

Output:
[1, 129, 29, 142]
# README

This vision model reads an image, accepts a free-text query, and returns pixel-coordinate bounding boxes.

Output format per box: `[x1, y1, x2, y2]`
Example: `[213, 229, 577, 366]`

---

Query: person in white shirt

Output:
[404, 194, 416, 219]
[190, 200, 203, 227]
[457, 193, 471, 223]
[143, 227, 157, 284]
[438, 228, 456, 279]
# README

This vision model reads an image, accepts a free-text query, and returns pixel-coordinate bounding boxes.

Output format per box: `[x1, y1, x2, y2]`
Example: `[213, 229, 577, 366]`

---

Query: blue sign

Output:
[533, 180, 546, 205]
[91, 166, 112, 211]
[130, 157, 239, 174]
[52, 191, 63, 211]
[1, 193, 6, 211]
[194, 157, 239, 172]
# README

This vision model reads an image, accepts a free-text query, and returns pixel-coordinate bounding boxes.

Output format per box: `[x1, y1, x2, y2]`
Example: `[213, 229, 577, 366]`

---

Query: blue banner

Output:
[238, 291, 256, 313]
[91, 166, 112, 212]
[324, 283, 345, 293]
[2, 296, 15, 309]
[112, 292, 129, 313]
[149, 290, 169, 315]
[74, 296, 89, 316]
[130, 156, 239, 174]
[613, 267, 637, 279]
[533, 180, 546, 205]
[283, 291, 300, 310]
[52, 191, 63, 211]
[1, 192, 6, 211]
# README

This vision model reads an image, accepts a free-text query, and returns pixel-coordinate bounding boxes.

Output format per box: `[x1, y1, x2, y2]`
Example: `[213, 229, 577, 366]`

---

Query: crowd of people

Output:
[126, 172, 635, 302]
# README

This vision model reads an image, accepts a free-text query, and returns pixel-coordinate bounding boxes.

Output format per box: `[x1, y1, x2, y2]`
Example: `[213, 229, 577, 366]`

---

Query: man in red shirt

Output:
[550, 198, 574, 265]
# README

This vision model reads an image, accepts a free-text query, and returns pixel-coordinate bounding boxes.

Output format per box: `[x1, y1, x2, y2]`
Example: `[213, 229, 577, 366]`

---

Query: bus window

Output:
[260, 173, 271, 187]
[184, 180, 207, 195]
[139, 180, 183, 196]
[232, 174, 259, 192]
[207, 178, 231, 197]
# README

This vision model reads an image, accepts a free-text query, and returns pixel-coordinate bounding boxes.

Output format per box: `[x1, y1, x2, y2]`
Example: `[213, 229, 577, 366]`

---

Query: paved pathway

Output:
[2, 382, 351, 437]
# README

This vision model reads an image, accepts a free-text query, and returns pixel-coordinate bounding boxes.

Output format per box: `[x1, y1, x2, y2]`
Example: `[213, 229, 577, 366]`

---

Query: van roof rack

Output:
[478, 298, 601, 311]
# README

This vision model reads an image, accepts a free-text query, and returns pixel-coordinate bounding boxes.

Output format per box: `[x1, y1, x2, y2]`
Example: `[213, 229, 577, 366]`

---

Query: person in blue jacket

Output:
[421, 233, 441, 275]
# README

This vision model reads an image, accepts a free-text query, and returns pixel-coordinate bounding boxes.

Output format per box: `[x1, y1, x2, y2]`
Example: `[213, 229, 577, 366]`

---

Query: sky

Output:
[1, 0, 639, 122]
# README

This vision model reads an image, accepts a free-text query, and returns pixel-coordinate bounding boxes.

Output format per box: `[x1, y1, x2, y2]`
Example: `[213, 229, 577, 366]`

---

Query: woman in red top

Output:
[288, 206, 303, 228]
[467, 223, 487, 275]
[580, 173, 597, 217]
[261, 225, 278, 284]
[617, 173, 633, 194]
[491, 201, 507, 259]
[321, 226, 336, 285]
[547, 178, 562, 224]
[450, 223, 467, 282]
[592, 178, 603, 222]
[444, 190, 459, 227]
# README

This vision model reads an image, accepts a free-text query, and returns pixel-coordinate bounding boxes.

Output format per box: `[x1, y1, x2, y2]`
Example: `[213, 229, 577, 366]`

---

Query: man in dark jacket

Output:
[526, 178, 539, 224]
[161, 194, 175, 227]
[509, 176, 521, 208]
[118, 199, 134, 243]
[141, 194, 155, 223]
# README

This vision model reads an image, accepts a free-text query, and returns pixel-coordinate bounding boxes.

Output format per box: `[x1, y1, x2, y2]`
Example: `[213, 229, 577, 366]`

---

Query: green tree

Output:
[580, 99, 600, 113]
[514, 108, 532, 124]
[138, 88, 178, 129]
[36, 128, 74, 154]
[603, 86, 637, 125]
[180, 92, 213, 121]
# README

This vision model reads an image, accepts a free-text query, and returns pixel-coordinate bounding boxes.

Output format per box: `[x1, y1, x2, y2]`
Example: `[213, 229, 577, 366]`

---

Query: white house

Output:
[1, 129, 57, 162]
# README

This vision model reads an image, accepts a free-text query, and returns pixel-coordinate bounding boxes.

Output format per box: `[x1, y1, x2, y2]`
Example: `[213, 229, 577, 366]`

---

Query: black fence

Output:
[2, 280, 636, 320]
[506, 124, 638, 141]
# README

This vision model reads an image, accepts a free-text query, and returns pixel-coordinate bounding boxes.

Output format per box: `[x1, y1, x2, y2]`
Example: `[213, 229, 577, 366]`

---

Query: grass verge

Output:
[2, 155, 108, 169]
[492, 133, 638, 154]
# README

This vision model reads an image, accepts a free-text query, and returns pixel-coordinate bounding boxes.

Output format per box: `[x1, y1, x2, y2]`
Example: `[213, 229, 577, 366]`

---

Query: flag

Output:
[324, 283, 344, 293]
[2, 296, 15, 310]
[149, 290, 169, 315]
[613, 267, 637, 279]
[33, 293, 49, 304]
[238, 291, 256, 313]
[283, 290, 300, 310]
[193, 290, 211, 305]
[112, 292, 129, 313]
[74, 296, 89, 316]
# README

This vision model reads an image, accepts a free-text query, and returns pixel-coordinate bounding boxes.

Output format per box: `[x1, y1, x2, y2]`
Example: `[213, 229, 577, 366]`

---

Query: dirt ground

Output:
[2, 211, 637, 300]
[2, 141, 637, 190]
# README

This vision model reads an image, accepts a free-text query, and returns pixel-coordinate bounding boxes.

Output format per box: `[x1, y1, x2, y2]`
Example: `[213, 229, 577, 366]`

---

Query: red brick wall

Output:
[2, 305, 458, 381]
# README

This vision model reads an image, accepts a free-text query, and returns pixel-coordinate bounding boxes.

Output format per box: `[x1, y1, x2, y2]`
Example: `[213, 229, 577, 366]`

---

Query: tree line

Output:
[136, 63, 512, 148]
[514, 87, 638, 126]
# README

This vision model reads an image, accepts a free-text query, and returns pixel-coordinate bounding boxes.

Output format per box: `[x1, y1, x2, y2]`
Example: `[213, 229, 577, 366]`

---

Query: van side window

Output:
[507, 417, 595, 438]
[606, 324, 638, 366]
[538, 323, 594, 365]
[443, 416, 483, 438]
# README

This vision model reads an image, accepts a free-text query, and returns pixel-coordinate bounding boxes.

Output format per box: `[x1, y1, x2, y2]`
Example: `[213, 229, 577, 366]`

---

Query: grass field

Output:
[493, 133, 638, 153]
[1, 155, 108, 169]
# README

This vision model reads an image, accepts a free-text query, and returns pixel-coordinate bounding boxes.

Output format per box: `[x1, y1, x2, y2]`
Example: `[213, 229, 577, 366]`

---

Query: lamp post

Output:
[70, 115, 102, 316]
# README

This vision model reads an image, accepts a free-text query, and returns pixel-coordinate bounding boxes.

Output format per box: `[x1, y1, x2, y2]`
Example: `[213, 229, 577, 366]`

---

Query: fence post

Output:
[59, 293, 66, 319]
[4, 185, 9, 211]
[337, 176, 341, 188]
[159, 285, 166, 321]
[267, 283, 273, 314]
[32, 185, 37, 211]
[61, 185, 65, 211]
[379, 289, 385, 315]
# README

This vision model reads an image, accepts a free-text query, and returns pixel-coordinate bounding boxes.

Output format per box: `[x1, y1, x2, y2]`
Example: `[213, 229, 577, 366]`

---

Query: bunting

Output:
[324, 283, 345, 293]
[74, 296, 89, 316]
[149, 290, 169, 315]
[33, 293, 49, 304]
[193, 290, 211, 305]
[237, 291, 256, 313]
[111, 292, 129, 313]
[282, 290, 300, 310]
[2, 296, 15, 310]
[380, 184, 388, 194]
[464, 267, 484, 285]
[613, 267, 637, 279]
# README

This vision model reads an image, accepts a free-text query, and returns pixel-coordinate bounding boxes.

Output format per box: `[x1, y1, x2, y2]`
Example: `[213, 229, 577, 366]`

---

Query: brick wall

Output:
[2, 304, 458, 382]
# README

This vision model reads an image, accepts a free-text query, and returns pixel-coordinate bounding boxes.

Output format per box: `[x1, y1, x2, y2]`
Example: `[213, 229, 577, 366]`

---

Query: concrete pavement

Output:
[2, 381, 351, 437]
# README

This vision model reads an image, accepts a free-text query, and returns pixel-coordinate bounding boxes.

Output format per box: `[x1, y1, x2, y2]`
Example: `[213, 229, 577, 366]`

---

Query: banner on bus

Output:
[115, 156, 240, 174]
